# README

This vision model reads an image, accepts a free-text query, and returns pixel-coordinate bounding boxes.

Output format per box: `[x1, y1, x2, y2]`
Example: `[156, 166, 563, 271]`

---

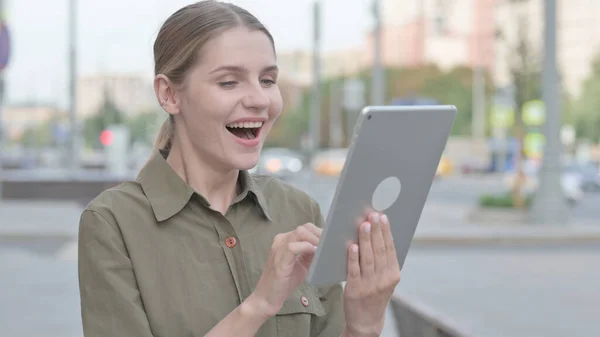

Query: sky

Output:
[2, 0, 376, 108]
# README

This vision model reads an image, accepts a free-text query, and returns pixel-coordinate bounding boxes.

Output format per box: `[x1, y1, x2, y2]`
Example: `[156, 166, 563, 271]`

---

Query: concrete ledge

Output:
[466, 206, 530, 225]
[1, 179, 124, 205]
[0, 233, 74, 248]
[413, 223, 600, 246]
[389, 294, 473, 337]
[0, 232, 75, 241]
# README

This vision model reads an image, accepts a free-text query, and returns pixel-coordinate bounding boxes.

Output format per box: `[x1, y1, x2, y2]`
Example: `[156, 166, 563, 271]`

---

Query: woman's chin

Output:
[232, 155, 260, 172]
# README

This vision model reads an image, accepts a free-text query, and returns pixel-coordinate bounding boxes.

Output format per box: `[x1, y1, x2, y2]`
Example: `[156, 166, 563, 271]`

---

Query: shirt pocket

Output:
[275, 284, 326, 336]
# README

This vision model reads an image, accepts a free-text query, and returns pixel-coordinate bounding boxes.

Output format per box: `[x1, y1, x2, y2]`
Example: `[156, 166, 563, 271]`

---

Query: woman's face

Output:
[175, 26, 282, 171]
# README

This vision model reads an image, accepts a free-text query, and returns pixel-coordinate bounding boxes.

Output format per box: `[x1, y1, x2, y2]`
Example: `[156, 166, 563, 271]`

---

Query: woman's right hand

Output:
[248, 223, 322, 318]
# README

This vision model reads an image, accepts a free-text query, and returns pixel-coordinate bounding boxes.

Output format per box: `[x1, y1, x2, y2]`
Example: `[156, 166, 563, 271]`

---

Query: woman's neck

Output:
[166, 140, 239, 214]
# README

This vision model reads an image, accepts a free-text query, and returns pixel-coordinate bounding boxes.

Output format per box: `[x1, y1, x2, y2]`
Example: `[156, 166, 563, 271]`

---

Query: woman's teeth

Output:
[226, 121, 263, 128]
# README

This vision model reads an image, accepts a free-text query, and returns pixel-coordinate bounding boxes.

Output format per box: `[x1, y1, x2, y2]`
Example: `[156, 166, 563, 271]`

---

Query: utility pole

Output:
[0, 0, 10, 200]
[531, 0, 569, 225]
[309, 1, 322, 155]
[68, 0, 79, 173]
[472, 28, 486, 141]
[329, 78, 343, 148]
[0, 0, 5, 200]
[472, 66, 486, 140]
[371, 0, 385, 105]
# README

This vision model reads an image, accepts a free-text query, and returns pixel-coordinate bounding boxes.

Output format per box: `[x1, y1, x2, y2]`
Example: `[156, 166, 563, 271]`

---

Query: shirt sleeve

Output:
[309, 200, 346, 337]
[78, 209, 154, 337]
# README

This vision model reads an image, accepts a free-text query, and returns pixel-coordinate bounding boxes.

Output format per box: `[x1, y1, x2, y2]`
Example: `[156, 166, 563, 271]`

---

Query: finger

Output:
[301, 222, 323, 238]
[346, 244, 361, 280]
[381, 214, 399, 268]
[358, 221, 374, 276]
[291, 225, 320, 247]
[281, 241, 317, 265]
[370, 212, 387, 272]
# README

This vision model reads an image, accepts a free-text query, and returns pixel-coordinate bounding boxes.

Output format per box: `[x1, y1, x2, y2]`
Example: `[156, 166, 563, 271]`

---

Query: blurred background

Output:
[0, 0, 599, 336]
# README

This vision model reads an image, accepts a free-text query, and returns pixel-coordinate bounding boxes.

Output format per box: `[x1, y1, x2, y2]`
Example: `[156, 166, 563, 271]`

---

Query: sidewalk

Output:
[2, 200, 600, 246]
[0, 200, 82, 238]
[414, 201, 600, 245]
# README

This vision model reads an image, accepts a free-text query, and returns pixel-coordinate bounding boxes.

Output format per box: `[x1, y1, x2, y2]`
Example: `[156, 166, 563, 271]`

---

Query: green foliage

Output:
[19, 115, 63, 148]
[420, 66, 483, 135]
[21, 122, 52, 147]
[479, 193, 533, 209]
[267, 64, 483, 149]
[82, 90, 163, 148]
[265, 89, 311, 150]
[570, 52, 600, 143]
[127, 110, 161, 145]
[83, 97, 126, 149]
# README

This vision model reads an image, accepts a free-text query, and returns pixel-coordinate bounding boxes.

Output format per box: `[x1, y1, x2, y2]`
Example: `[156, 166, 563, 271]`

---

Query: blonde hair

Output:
[153, 116, 175, 152]
[151, 0, 275, 153]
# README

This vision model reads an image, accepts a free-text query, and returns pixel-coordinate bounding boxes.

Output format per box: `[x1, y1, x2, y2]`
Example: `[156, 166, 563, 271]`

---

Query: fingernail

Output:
[351, 245, 359, 253]
[364, 223, 371, 233]
[381, 214, 389, 225]
[313, 245, 318, 250]
[372, 213, 380, 224]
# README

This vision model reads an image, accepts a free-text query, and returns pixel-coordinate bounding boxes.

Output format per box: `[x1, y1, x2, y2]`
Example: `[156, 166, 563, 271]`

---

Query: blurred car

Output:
[436, 157, 453, 177]
[503, 161, 584, 205]
[252, 147, 304, 180]
[459, 157, 489, 174]
[311, 148, 348, 176]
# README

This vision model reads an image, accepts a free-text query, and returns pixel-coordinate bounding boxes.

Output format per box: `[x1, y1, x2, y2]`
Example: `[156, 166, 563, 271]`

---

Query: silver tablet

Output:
[306, 105, 456, 287]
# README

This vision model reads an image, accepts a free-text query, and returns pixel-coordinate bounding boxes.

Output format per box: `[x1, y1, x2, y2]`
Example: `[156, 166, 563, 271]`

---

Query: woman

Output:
[78, 1, 401, 336]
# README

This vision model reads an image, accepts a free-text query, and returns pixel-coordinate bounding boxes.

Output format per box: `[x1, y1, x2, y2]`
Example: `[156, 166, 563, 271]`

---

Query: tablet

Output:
[305, 105, 457, 287]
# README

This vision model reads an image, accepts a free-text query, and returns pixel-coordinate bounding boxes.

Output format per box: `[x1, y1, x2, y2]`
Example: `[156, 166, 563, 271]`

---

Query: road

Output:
[1, 173, 599, 337]
[398, 244, 600, 337]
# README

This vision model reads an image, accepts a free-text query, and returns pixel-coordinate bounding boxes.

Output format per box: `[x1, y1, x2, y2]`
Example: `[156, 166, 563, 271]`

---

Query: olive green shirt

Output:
[78, 150, 345, 337]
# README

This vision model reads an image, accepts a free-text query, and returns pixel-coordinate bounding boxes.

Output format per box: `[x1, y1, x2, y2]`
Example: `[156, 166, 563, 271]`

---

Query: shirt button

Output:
[225, 236, 237, 248]
[300, 296, 309, 307]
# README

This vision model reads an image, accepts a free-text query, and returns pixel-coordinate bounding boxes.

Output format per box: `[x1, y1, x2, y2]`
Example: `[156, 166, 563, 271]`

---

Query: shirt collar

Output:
[137, 150, 271, 222]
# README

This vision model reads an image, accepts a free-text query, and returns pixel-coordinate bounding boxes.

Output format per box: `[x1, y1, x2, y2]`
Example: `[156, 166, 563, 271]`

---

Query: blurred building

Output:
[278, 0, 497, 85]
[277, 48, 366, 86]
[279, 0, 599, 100]
[493, 0, 600, 97]
[277, 51, 312, 86]
[374, 0, 497, 72]
[76, 74, 157, 118]
[2, 104, 65, 141]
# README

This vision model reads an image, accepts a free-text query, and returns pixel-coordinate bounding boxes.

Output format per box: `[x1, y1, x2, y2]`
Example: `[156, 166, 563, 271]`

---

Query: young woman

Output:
[78, 2, 401, 336]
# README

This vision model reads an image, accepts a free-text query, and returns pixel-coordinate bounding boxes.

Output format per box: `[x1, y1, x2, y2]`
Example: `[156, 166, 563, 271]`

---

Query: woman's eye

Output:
[260, 79, 276, 86]
[219, 81, 237, 88]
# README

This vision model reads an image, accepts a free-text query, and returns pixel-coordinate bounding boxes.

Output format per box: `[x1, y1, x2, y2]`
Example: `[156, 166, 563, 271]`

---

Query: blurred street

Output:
[2, 172, 600, 337]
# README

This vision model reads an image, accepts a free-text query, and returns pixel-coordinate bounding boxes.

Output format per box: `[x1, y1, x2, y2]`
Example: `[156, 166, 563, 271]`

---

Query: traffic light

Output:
[101, 125, 130, 175]
[100, 129, 114, 146]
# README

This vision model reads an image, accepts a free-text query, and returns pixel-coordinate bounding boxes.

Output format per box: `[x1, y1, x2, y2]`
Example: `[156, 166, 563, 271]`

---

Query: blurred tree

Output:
[265, 64, 483, 149]
[422, 66, 488, 135]
[21, 122, 52, 148]
[570, 52, 600, 143]
[126, 110, 161, 145]
[83, 91, 126, 149]
[264, 79, 307, 149]
[499, 12, 542, 208]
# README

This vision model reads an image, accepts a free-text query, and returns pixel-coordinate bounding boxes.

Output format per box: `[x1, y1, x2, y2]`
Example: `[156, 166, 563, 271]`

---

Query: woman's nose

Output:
[242, 84, 270, 110]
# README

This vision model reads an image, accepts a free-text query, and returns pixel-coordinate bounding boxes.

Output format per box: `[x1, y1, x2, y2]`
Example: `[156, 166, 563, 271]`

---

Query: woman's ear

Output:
[154, 74, 181, 116]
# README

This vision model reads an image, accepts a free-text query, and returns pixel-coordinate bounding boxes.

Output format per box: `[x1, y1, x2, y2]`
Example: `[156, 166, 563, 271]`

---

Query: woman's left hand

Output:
[342, 211, 402, 337]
